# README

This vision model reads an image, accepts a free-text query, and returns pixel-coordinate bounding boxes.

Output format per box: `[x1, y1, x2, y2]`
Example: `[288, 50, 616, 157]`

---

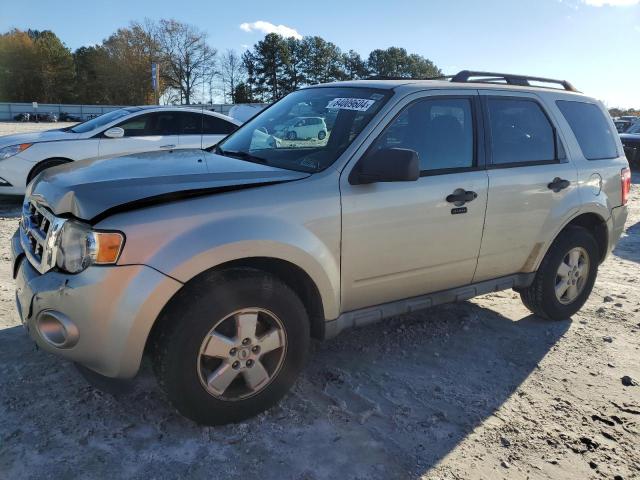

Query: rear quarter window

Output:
[556, 100, 618, 160]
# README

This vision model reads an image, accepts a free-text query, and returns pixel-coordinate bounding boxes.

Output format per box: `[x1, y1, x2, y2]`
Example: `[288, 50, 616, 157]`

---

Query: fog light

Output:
[0, 177, 12, 186]
[36, 310, 79, 348]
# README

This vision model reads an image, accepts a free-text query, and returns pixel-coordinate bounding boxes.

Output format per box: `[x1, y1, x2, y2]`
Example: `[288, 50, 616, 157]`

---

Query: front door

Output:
[98, 111, 181, 159]
[340, 92, 489, 311]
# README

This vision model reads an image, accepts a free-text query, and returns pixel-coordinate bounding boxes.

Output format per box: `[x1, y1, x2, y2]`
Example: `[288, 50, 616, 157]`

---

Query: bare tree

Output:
[219, 49, 245, 103]
[156, 19, 217, 104]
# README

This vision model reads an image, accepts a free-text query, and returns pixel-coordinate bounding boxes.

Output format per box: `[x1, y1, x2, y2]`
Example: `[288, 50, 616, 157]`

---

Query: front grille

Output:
[20, 199, 65, 274]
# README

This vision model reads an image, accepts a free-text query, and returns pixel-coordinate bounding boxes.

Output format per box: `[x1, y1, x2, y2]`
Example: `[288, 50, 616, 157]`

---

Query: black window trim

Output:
[110, 111, 182, 138]
[358, 94, 485, 178]
[555, 99, 619, 161]
[482, 95, 563, 170]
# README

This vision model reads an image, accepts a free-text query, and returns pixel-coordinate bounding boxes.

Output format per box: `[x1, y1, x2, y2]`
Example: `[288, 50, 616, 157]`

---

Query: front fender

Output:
[116, 214, 341, 320]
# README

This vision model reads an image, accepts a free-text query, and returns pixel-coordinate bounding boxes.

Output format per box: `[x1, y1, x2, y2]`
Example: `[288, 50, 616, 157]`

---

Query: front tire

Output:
[153, 268, 310, 425]
[519, 227, 599, 320]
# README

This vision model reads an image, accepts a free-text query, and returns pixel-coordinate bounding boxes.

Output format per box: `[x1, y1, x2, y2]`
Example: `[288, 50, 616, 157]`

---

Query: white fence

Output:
[0, 103, 266, 121]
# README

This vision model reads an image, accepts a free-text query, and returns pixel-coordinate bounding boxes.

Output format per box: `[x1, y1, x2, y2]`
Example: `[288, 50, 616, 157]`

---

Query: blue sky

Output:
[2, 0, 639, 107]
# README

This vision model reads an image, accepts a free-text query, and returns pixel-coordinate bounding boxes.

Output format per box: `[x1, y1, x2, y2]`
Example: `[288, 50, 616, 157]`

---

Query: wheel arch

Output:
[146, 256, 329, 358]
[26, 157, 73, 185]
[533, 211, 609, 271]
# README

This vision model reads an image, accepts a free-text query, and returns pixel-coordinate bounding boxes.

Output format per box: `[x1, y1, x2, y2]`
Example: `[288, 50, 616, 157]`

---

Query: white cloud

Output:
[239, 21, 302, 39]
[581, 0, 639, 5]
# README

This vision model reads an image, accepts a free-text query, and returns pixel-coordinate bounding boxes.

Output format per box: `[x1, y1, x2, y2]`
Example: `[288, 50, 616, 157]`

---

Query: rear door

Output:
[473, 91, 581, 282]
[340, 90, 489, 311]
[98, 111, 181, 158]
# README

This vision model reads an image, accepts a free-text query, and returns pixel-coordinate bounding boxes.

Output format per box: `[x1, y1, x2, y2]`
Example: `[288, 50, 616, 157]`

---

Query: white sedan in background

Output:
[0, 106, 241, 195]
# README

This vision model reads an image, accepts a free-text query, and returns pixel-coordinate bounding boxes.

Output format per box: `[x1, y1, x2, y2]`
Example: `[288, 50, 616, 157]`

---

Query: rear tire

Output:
[153, 268, 310, 425]
[519, 226, 599, 320]
[27, 158, 71, 185]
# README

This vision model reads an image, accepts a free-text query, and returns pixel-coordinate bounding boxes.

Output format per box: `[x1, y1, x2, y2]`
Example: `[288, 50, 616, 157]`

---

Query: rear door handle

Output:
[446, 189, 478, 205]
[547, 177, 570, 192]
[160, 144, 176, 149]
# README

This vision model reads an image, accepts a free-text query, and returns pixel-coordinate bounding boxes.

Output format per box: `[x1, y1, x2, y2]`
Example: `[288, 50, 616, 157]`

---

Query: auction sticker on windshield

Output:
[326, 98, 376, 111]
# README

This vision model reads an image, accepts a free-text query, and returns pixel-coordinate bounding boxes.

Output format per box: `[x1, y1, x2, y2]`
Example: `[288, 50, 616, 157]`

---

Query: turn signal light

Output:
[94, 232, 124, 264]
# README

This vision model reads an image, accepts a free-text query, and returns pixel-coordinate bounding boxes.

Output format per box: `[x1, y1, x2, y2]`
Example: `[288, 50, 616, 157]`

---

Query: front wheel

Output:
[519, 227, 599, 320]
[153, 268, 310, 425]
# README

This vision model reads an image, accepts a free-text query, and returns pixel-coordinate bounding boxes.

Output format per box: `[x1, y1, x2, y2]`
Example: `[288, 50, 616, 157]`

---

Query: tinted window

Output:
[117, 112, 180, 137]
[370, 98, 474, 171]
[488, 98, 555, 164]
[556, 101, 618, 160]
[203, 115, 237, 135]
[179, 112, 202, 135]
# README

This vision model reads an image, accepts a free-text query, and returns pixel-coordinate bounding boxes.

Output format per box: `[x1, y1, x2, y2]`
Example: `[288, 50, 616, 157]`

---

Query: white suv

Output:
[0, 107, 240, 195]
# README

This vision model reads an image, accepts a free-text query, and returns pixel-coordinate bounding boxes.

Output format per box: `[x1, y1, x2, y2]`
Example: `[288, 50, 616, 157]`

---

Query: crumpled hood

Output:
[28, 149, 310, 222]
[0, 128, 82, 147]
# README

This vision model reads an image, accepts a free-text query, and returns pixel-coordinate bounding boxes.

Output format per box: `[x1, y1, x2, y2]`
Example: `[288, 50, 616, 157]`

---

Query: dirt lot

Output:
[0, 123, 638, 480]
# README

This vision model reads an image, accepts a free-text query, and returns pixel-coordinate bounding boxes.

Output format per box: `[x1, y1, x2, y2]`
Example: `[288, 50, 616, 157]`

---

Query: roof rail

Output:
[450, 70, 578, 92]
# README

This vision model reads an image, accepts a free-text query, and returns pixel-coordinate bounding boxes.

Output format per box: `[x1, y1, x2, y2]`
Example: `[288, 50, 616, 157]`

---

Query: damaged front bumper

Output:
[11, 229, 183, 378]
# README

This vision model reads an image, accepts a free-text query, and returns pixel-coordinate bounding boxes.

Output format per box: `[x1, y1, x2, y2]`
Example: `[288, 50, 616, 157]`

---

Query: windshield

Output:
[217, 87, 391, 172]
[70, 109, 135, 133]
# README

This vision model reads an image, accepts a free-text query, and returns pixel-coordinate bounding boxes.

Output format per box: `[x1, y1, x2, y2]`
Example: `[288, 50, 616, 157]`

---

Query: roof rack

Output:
[365, 70, 578, 92]
[450, 70, 578, 92]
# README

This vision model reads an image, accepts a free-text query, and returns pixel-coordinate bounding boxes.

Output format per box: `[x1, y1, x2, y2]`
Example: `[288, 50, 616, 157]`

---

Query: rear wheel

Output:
[519, 227, 599, 320]
[153, 268, 310, 425]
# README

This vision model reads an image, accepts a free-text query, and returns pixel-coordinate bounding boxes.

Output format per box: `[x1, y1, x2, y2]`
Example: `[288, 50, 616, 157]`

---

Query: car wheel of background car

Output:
[153, 267, 310, 425]
[286, 131, 297, 140]
[27, 158, 72, 185]
[318, 130, 326, 140]
[519, 226, 599, 320]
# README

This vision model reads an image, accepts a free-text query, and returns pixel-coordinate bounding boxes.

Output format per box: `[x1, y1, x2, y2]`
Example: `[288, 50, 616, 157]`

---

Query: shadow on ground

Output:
[613, 220, 640, 264]
[0, 301, 569, 479]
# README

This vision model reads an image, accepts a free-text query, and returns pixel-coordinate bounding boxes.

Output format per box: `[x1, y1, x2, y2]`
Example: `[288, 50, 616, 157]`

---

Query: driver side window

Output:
[371, 97, 475, 172]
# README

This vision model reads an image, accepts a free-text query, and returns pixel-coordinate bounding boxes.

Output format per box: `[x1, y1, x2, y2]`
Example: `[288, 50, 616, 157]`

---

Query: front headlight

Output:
[0, 143, 32, 160]
[55, 220, 124, 273]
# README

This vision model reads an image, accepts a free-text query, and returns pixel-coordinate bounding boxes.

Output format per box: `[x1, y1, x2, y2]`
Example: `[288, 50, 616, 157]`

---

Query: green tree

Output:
[29, 30, 75, 103]
[251, 33, 290, 102]
[342, 50, 368, 79]
[106, 21, 162, 104]
[367, 47, 441, 78]
[0, 29, 40, 102]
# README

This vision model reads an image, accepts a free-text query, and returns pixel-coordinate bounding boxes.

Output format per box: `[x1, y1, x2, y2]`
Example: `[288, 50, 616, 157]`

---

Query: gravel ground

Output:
[0, 123, 638, 480]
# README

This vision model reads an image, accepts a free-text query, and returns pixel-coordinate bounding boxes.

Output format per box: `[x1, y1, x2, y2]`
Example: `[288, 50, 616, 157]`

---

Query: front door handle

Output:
[547, 177, 570, 192]
[160, 144, 176, 149]
[446, 188, 478, 205]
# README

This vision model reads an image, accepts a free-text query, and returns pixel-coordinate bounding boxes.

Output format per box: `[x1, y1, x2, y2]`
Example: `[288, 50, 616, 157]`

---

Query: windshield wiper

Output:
[217, 148, 268, 164]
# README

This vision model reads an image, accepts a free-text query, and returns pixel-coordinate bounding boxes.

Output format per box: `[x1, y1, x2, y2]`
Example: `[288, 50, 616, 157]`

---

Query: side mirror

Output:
[349, 148, 420, 185]
[103, 127, 124, 139]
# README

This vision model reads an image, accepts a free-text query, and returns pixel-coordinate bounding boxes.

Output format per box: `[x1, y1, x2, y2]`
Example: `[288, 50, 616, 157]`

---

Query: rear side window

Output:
[203, 115, 237, 135]
[370, 97, 474, 172]
[117, 112, 180, 137]
[556, 100, 618, 160]
[487, 98, 555, 165]
[180, 112, 203, 135]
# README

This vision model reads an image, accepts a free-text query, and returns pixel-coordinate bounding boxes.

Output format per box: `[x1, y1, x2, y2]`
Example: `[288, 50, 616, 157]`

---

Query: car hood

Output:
[27, 149, 311, 222]
[0, 128, 83, 147]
